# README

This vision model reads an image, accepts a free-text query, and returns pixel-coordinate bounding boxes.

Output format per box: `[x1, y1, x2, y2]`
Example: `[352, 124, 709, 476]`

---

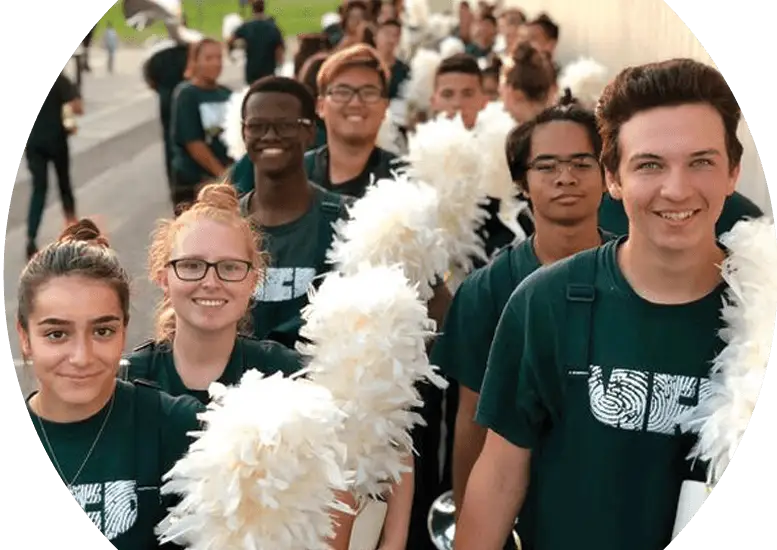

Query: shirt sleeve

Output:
[160, 394, 205, 473]
[233, 22, 247, 39]
[172, 85, 205, 144]
[475, 276, 557, 449]
[430, 268, 500, 393]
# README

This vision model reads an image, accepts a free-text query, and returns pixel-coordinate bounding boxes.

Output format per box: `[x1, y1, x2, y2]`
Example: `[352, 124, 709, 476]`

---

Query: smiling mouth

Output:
[655, 209, 700, 221]
[258, 147, 285, 157]
[345, 114, 366, 122]
[193, 299, 227, 307]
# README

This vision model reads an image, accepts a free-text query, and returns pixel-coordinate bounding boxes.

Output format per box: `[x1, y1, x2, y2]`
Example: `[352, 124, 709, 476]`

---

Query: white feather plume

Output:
[404, 0, 430, 28]
[439, 35, 466, 58]
[427, 13, 458, 42]
[401, 114, 490, 269]
[221, 87, 249, 161]
[471, 101, 520, 204]
[222, 13, 243, 41]
[558, 57, 609, 111]
[157, 370, 351, 550]
[298, 265, 447, 498]
[405, 48, 442, 112]
[321, 12, 341, 30]
[376, 114, 404, 156]
[683, 217, 777, 486]
[327, 174, 448, 301]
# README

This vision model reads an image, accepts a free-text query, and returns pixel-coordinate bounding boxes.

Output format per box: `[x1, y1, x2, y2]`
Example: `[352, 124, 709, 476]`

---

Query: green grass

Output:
[94, 0, 340, 46]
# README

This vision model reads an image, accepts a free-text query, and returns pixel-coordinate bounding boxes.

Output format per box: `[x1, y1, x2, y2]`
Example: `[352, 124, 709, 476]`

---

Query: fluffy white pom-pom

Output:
[222, 13, 243, 41]
[327, 174, 448, 300]
[558, 57, 609, 111]
[157, 370, 351, 550]
[439, 35, 465, 58]
[376, 114, 404, 156]
[321, 12, 341, 30]
[683, 217, 777, 485]
[427, 13, 457, 42]
[221, 87, 249, 161]
[401, 114, 489, 269]
[405, 48, 442, 112]
[472, 101, 519, 203]
[298, 265, 447, 497]
[404, 0, 430, 28]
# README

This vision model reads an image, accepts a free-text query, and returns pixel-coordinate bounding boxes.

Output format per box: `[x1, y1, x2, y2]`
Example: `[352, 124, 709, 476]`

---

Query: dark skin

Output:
[242, 92, 316, 227]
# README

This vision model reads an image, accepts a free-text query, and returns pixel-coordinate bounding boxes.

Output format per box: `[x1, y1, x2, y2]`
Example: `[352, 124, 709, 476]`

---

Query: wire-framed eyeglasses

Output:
[167, 259, 253, 282]
[527, 154, 600, 177]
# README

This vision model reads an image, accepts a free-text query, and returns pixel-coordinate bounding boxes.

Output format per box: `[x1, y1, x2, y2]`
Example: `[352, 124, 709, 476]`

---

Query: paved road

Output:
[7, 46, 253, 398]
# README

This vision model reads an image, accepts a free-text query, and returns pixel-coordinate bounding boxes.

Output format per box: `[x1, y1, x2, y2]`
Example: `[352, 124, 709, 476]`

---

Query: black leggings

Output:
[25, 142, 75, 243]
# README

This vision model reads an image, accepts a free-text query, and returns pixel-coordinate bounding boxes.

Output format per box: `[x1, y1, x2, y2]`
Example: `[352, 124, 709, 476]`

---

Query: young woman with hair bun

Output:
[18, 219, 202, 549]
[500, 41, 558, 124]
[125, 182, 303, 405]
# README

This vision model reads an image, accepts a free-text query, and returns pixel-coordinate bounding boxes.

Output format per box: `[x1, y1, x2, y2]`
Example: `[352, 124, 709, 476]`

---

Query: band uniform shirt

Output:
[477, 237, 724, 550]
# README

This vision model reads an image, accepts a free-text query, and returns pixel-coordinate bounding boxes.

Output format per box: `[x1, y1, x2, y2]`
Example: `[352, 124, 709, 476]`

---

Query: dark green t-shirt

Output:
[433, 230, 613, 394]
[170, 82, 232, 186]
[388, 59, 411, 100]
[27, 74, 79, 149]
[477, 237, 723, 550]
[239, 184, 352, 348]
[231, 154, 254, 196]
[145, 44, 190, 126]
[598, 191, 763, 237]
[303, 145, 403, 199]
[125, 336, 305, 404]
[234, 19, 284, 85]
[465, 42, 492, 59]
[28, 380, 202, 550]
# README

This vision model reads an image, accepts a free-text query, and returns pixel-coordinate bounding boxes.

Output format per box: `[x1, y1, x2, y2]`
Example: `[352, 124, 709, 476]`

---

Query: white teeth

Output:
[659, 210, 695, 221]
[262, 148, 283, 155]
[194, 299, 226, 307]
[346, 115, 364, 121]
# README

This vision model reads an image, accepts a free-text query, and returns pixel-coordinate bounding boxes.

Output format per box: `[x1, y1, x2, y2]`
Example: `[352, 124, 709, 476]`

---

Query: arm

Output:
[378, 454, 414, 550]
[327, 490, 357, 550]
[454, 279, 554, 549]
[184, 141, 228, 178]
[427, 282, 452, 333]
[452, 385, 486, 517]
[455, 431, 531, 549]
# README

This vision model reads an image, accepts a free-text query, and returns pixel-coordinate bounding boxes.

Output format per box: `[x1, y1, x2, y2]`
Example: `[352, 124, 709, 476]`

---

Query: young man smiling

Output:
[237, 76, 350, 349]
[456, 58, 744, 550]
[305, 44, 400, 199]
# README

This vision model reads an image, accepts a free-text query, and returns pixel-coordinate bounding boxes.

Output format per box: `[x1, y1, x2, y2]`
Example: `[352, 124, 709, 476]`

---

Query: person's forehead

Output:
[618, 103, 727, 159]
[436, 72, 481, 90]
[245, 91, 302, 116]
[329, 66, 384, 86]
[530, 121, 593, 154]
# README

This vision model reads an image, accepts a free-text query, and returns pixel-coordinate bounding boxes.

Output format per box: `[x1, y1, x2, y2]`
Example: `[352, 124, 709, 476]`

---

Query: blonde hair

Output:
[316, 43, 391, 94]
[148, 183, 266, 342]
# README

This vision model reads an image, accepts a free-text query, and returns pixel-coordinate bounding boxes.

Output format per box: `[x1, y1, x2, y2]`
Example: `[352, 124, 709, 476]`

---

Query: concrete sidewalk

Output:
[9, 46, 248, 231]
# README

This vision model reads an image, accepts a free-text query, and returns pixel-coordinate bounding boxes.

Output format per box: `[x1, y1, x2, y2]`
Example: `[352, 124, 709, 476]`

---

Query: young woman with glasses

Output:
[124, 183, 303, 405]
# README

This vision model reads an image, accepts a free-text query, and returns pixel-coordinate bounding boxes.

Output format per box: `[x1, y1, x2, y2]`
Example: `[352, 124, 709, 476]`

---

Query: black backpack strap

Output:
[564, 248, 600, 376]
[134, 380, 162, 490]
[123, 339, 157, 383]
[315, 191, 353, 276]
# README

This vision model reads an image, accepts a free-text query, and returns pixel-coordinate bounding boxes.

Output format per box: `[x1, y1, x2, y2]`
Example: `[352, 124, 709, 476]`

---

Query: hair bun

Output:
[558, 87, 579, 107]
[196, 182, 241, 212]
[58, 219, 110, 248]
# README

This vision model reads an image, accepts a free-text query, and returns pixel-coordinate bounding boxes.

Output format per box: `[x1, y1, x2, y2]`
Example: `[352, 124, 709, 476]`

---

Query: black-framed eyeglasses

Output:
[325, 84, 386, 104]
[527, 154, 600, 177]
[167, 258, 253, 282]
[242, 118, 312, 138]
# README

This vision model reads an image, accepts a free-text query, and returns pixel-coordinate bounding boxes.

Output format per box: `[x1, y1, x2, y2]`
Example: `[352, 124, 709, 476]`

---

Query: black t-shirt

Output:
[27, 74, 79, 149]
[303, 144, 403, 199]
